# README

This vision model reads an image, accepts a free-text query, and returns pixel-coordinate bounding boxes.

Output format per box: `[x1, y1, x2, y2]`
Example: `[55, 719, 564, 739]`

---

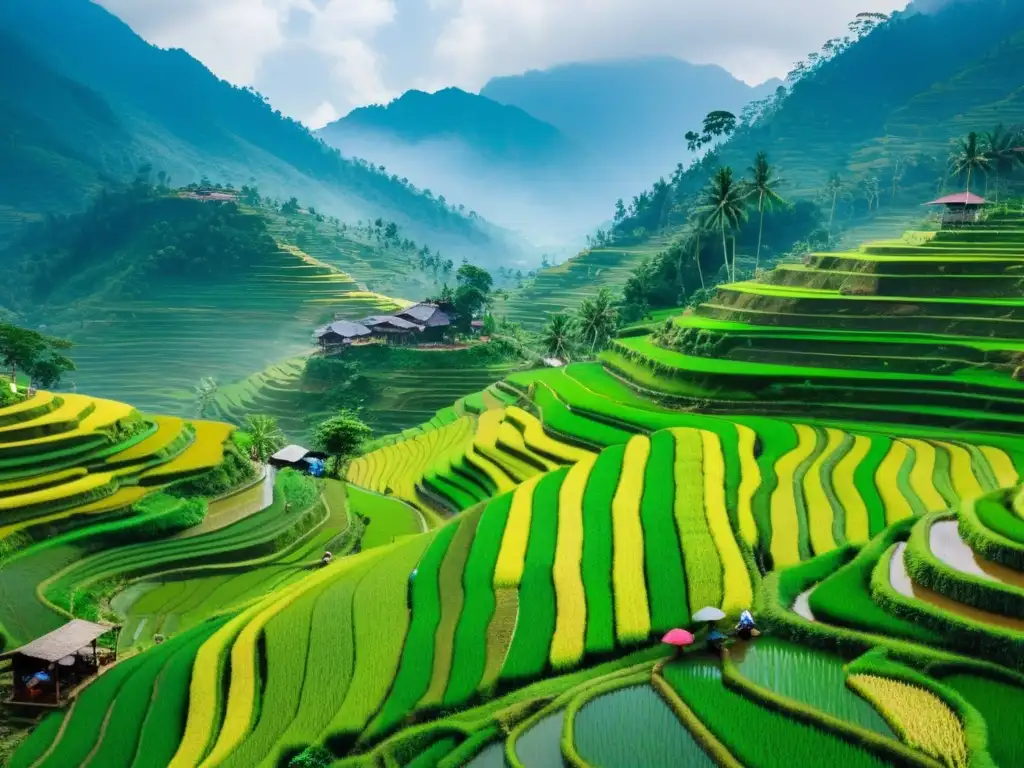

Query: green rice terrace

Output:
[5, 211, 1024, 768]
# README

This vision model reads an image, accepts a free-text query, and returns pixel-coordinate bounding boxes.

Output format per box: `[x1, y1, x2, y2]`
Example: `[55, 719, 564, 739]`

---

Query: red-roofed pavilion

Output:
[924, 191, 987, 227]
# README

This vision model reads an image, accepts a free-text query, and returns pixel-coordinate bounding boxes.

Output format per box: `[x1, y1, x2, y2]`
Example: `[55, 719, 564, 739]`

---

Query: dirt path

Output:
[890, 542, 1024, 632]
[930, 520, 1024, 589]
[792, 586, 817, 622]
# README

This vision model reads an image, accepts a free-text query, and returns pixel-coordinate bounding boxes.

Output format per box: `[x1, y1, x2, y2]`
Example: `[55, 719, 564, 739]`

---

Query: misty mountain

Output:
[0, 0, 526, 267]
[318, 88, 602, 246]
[481, 57, 781, 190]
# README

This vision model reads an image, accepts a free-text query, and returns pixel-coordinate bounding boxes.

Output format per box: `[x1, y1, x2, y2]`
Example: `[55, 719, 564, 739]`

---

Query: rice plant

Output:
[611, 436, 652, 643]
[550, 456, 593, 669]
[848, 674, 967, 768]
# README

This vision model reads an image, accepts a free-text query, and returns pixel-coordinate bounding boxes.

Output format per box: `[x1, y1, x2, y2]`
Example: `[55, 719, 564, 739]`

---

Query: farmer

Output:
[735, 610, 759, 640]
[707, 628, 727, 655]
[320, 550, 333, 567]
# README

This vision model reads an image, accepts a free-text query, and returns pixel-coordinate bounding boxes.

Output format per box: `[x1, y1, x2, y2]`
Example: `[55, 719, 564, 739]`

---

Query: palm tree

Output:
[575, 289, 618, 353]
[697, 167, 750, 282]
[953, 131, 991, 196]
[244, 414, 284, 463]
[983, 125, 1022, 203]
[747, 152, 786, 273]
[541, 314, 575, 362]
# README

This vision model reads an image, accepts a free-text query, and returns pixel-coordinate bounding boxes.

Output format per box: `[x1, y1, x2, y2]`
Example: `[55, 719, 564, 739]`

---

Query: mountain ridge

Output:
[0, 0, 526, 266]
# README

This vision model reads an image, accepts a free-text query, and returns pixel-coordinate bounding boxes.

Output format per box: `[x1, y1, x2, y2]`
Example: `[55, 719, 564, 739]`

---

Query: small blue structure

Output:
[306, 457, 326, 477]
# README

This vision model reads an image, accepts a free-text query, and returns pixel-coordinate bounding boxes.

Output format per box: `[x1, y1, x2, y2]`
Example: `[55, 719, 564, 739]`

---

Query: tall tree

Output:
[697, 167, 750, 282]
[313, 409, 372, 476]
[0, 324, 75, 390]
[574, 289, 618, 353]
[243, 414, 284, 462]
[540, 314, 575, 362]
[747, 152, 786, 273]
[982, 125, 1022, 203]
[953, 131, 991, 196]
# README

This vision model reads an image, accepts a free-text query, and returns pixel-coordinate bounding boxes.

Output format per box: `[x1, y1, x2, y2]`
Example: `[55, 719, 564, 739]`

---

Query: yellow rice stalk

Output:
[979, 445, 1019, 489]
[169, 604, 264, 768]
[493, 474, 545, 587]
[735, 424, 761, 548]
[835, 434, 872, 545]
[701, 430, 753, 616]
[875, 440, 915, 524]
[938, 441, 985, 503]
[803, 428, 845, 556]
[199, 553, 373, 766]
[497, 421, 559, 471]
[549, 455, 595, 668]
[769, 424, 818, 568]
[505, 406, 595, 464]
[465, 444, 518, 493]
[847, 674, 967, 768]
[611, 435, 652, 643]
[903, 439, 948, 512]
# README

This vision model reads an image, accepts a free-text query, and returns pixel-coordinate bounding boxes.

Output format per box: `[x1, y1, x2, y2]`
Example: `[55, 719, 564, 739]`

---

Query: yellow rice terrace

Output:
[6, 215, 1024, 767]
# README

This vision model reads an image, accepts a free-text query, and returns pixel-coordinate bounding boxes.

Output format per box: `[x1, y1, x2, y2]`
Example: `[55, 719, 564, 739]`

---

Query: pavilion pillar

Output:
[54, 667, 60, 704]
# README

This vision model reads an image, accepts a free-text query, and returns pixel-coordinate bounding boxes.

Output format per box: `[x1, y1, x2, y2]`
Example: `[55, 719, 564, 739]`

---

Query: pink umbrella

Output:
[661, 628, 695, 648]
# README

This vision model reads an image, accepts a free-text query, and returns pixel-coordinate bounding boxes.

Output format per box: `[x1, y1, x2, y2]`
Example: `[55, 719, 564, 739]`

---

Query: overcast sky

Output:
[95, 0, 910, 128]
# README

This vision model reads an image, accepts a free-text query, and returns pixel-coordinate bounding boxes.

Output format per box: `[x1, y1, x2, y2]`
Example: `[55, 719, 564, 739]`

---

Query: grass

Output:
[941, 673, 1024, 768]
[640, 430, 688, 633]
[419, 509, 482, 709]
[268, 552, 383, 765]
[443, 495, 512, 707]
[326, 535, 431, 741]
[672, 428, 722, 617]
[346, 485, 421, 549]
[699, 430, 753, 616]
[581, 444, 625, 656]
[664, 659, 889, 768]
[500, 470, 566, 683]
[732, 639, 892, 736]
[367, 523, 454, 737]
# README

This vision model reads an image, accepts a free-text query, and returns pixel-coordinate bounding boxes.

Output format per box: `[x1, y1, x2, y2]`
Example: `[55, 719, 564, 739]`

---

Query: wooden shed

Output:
[2, 619, 119, 707]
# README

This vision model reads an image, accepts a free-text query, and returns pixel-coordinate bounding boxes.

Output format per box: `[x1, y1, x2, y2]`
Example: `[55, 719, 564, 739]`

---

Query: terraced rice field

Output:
[48, 239, 405, 417]
[12, 212, 1024, 767]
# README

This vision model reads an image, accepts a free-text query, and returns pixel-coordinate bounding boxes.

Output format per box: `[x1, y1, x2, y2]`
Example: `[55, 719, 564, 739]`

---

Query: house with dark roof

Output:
[313, 320, 373, 353]
[358, 314, 425, 344]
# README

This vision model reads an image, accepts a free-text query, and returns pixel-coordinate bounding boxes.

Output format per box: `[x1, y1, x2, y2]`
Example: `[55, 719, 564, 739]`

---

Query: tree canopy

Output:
[313, 409, 372, 475]
[0, 324, 75, 388]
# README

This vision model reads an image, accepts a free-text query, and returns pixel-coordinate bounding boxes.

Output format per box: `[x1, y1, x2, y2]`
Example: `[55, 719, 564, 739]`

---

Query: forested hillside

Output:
[0, 0, 526, 266]
[615, 0, 1024, 242]
[0, 182, 447, 414]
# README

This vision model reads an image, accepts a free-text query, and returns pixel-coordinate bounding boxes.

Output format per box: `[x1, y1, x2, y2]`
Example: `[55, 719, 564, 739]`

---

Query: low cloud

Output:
[96, 0, 910, 120]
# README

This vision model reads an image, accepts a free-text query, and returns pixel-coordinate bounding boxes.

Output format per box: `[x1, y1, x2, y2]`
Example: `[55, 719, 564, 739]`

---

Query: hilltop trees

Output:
[0, 324, 75, 390]
[314, 409, 372, 476]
